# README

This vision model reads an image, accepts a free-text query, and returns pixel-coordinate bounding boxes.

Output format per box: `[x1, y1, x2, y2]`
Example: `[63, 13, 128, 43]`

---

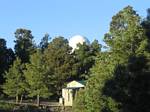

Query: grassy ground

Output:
[0, 102, 50, 112]
[0, 102, 15, 112]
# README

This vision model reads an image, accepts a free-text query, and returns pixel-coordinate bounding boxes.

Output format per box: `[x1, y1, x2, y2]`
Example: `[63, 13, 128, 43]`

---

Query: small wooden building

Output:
[60, 80, 85, 106]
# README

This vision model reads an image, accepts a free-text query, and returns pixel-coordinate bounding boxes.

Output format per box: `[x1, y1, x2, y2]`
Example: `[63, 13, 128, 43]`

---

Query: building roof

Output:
[65, 87, 83, 89]
[67, 80, 86, 87]
[76, 80, 86, 85]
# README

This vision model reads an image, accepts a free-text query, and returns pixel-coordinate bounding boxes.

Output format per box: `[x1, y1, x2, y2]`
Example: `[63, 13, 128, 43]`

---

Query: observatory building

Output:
[69, 35, 90, 52]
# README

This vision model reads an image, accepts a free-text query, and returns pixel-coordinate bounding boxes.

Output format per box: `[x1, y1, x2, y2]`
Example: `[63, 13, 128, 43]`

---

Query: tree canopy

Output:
[0, 38, 15, 84]
[73, 6, 150, 112]
[24, 51, 50, 106]
[3, 58, 25, 103]
[14, 28, 36, 63]
[43, 37, 76, 97]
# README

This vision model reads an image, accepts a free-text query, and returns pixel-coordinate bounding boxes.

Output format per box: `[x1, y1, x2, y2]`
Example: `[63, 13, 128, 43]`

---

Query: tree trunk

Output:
[20, 95, 23, 104]
[37, 94, 40, 106]
[16, 95, 18, 104]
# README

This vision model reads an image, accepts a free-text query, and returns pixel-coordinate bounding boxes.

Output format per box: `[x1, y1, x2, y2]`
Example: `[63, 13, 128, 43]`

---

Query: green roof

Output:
[77, 80, 86, 85]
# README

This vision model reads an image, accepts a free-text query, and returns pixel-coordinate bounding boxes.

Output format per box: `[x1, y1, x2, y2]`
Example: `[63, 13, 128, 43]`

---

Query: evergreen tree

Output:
[0, 38, 15, 84]
[73, 89, 87, 112]
[74, 43, 93, 79]
[73, 6, 149, 112]
[3, 58, 26, 103]
[39, 33, 50, 52]
[90, 39, 101, 56]
[14, 28, 36, 63]
[102, 55, 150, 112]
[104, 6, 147, 63]
[24, 51, 50, 106]
[142, 8, 150, 52]
[43, 37, 76, 97]
[142, 8, 150, 38]
[73, 52, 119, 112]
[102, 6, 150, 111]
[74, 40, 101, 80]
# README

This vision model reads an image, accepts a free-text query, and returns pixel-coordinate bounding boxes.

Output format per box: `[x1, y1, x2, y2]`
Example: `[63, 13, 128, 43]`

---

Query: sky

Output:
[0, 0, 149, 49]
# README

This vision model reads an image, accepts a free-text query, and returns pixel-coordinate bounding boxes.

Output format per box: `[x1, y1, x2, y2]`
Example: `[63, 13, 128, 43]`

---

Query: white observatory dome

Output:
[69, 35, 90, 52]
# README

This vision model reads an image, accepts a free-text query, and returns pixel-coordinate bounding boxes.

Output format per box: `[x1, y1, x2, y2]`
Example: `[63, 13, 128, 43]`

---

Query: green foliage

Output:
[102, 6, 150, 112]
[43, 37, 76, 96]
[15, 105, 49, 112]
[90, 39, 102, 56]
[14, 28, 36, 63]
[0, 102, 15, 111]
[3, 58, 26, 102]
[0, 102, 50, 112]
[74, 40, 101, 79]
[104, 6, 147, 63]
[73, 6, 150, 112]
[39, 33, 50, 52]
[24, 51, 50, 105]
[73, 52, 115, 112]
[73, 89, 87, 112]
[85, 53, 116, 112]
[102, 56, 150, 112]
[102, 97, 120, 112]
[0, 38, 15, 84]
[74, 43, 93, 79]
[141, 8, 150, 52]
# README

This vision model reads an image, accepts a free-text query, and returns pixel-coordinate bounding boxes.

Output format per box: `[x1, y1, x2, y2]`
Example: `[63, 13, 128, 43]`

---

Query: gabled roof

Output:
[66, 80, 86, 88]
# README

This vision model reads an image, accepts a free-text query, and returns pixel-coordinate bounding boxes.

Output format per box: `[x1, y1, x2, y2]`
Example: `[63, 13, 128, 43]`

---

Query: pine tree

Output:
[24, 51, 50, 106]
[0, 38, 15, 84]
[14, 28, 36, 63]
[74, 40, 101, 80]
[39, 33, 50, 52]
[90, 39, 101, 56]
[73, 6, 150, 112]
[73, 89, 87, 112]
[3, 58, 26, 103]
[43, 37, 76, 97]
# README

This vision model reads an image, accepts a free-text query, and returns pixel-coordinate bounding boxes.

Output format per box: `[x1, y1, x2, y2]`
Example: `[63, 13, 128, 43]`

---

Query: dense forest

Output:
[0, 6, 150, 112]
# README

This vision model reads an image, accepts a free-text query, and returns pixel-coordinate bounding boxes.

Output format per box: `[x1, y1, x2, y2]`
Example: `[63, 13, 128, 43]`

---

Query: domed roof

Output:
[69, 35, 90, 51]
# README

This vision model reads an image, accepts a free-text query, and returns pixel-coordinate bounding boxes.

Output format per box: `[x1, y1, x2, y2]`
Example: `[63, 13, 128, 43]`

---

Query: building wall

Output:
[62, 89, 73, 106]
[61, 81, 85, 106]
